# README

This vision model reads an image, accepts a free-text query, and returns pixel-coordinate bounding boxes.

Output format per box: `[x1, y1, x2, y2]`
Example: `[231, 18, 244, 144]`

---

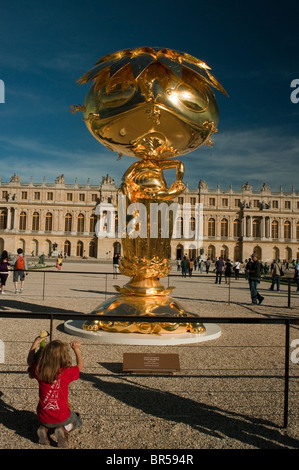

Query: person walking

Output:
[188, 258, 194, 277]
[295, 260, 299, 293]
[224, 259, 232, 284]
[247, 253, 264, 305]
[113, 253, 120, 279]
[270, 259, 282, 292]
[27, 337, 84, 448]
[234, 259, 241, 280]
[13, 248, 28, 293]
[0, 250, 10, 294]
[215, 257, 224, 284]
[205, 258, 211, 274]
[181, 256, 188, 278]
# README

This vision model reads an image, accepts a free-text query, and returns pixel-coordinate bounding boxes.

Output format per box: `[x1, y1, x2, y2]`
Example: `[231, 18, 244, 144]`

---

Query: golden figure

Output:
[74, 47, 227, 335]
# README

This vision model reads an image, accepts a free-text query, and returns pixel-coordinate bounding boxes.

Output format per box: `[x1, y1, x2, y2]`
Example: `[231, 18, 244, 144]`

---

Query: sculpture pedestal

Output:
[64, 320, 221, 345]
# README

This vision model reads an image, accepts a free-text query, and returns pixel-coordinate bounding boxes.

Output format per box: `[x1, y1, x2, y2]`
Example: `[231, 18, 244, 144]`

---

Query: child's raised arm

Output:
[70, 341, 84, 371]
[27, 337, 44, 366]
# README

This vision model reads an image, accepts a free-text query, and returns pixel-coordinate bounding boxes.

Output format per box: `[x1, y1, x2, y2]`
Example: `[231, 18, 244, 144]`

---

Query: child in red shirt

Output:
[27, 337, 84, 447]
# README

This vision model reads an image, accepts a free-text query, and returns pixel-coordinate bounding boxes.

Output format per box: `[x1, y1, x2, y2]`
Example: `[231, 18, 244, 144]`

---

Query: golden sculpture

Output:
[74, 47, 227, 335]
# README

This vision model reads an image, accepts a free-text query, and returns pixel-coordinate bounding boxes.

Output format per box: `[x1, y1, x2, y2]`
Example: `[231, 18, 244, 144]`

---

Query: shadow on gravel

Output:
[80, 371, 299, 449]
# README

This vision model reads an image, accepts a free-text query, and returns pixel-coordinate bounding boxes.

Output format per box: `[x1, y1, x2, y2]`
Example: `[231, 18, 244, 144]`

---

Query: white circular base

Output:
[64, 320, 221, 345]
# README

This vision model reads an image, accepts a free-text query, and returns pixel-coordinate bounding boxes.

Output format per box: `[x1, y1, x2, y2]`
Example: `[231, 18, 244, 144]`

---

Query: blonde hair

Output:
[37, 340, 72, 383]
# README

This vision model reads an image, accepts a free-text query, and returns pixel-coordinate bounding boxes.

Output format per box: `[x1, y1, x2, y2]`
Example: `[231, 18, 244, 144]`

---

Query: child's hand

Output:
[70, 341, 81, 351]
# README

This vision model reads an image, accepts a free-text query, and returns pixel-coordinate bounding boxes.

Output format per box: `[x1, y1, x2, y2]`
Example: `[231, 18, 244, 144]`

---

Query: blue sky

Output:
[0, 0, 298, 192]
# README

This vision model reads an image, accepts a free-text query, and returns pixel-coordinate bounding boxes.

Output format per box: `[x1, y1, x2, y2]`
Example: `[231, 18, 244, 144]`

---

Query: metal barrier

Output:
[0, 310, 297, 429]
[14, 268, 299, 307]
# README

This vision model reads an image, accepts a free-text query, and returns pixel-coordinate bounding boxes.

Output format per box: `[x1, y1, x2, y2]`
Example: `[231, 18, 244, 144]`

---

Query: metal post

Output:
[228, 276, 231, 304]
[42, 271, 46, 301]
[105, 273, 107, 300]
[288, 280, 291, 308]
[283, 319, 290, 428]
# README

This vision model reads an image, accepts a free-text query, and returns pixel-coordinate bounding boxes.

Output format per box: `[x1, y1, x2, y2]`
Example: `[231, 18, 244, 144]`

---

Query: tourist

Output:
[0, 250, 10, 294]
[247, 253, 264, 305]
[27, 338, 83, 448]
[270, 259, 282, 292]
[188, 258, 194, 277]
[181, 256, 188, 278]
[56, 254, 63, 270]
[234, 259, 241, 279]
[113, 253, 120, 279]
[177, 258, 181, 271]
[294, 260, 299, 293]
[13, 248, 28, 293]
[205, 258, 211, 274]
[224, 259, 232, 284]
[215, 257, 224, 284]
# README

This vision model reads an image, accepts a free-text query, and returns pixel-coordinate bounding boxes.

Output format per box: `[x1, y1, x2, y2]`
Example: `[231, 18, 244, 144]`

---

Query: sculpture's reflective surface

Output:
[74, 47, 227, 335]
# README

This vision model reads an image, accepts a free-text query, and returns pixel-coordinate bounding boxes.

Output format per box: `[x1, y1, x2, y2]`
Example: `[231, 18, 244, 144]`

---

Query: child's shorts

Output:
[40, 411, 82, 431]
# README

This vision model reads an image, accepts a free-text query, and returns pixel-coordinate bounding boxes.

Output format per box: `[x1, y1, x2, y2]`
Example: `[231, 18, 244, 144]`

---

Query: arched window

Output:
[32, 212, 39, 231]
[65, 213, 72, 232]
[221, 219, 228, 237]
[272, 220, 278, 239]
[89, 239, 97, 258]
[296, 222, 299, 241]
[190, 216, 196, 233]
[45, 212, 53, 232]
[19, 212, 27, 231]
[0, 210, 7, 229]
[208, 218, 215, 237]
[208, 244, 215, 260]
[64, 240, 71, 256]
[76, 240, 84, 257]
[233, 219, 241, 238]
[77, 213, 85, 233]
[284, 220, 291, 240]
[252, 218, 260, 238]
[89, 214, 96, 233]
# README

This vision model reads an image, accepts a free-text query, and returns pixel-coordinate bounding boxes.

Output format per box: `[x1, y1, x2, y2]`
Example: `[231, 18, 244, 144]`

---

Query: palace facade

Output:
[0, 174, 299, 263]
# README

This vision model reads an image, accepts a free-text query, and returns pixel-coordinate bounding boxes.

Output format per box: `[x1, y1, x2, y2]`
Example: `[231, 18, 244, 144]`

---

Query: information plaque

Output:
[123, 353, 180, 373]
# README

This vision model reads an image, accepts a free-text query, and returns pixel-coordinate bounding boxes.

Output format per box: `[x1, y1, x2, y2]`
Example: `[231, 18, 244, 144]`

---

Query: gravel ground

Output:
[1, 260, 299, 450]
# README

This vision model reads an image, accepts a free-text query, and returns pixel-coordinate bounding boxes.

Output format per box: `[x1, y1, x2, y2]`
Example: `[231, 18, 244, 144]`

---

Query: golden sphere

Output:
[78, 47, 227, 159]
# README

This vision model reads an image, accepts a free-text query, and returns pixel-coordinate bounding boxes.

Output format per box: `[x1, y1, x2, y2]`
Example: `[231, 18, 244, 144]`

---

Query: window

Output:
[45, 212, 53, 232]
[272, 200, 278, 209]
[190, 197, 196, 206]
[65, 213, 72, 232]
[233, 219, 241, 237]
[221, 219, 228, 237]
[92, 194, 98, 202]
[67, 193, 73, 201]
[89, 214, 97, 233]
[209, 198, 215, 206]
[64, 240, 71, 256]
[208, 218, 215, 237]
[0, 210, 7, 229]
[34, 192, 40, 200]
[272, 220, 278, 239]
[222, 198, 228, 207]
[234, 199, 240, 207]
[284, 221, 291, 239]
[76, 241, 84, 257]
[254, 200, 259, 208]
[32, 212, 39, 231]
[178, 197, 184, 205]
[19, 212, 26, 230]
[296, 222, 299, 241]
[79, 193, 85, 202]
[77, 213, 85, 232]
[252, 218, 260, 237]
[285, 201, 291, 210]
[21, 191, 27, 200]
[47, 192, 53, 201]
[2, 191, 8, 199]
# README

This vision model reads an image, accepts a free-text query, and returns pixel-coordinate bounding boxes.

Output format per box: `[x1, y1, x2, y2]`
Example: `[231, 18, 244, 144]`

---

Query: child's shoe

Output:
[55, 426, 69, 448]
[37, 426, 50, 445]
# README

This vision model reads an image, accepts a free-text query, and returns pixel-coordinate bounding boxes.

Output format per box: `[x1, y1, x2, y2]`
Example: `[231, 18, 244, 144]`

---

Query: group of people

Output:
[214, 258, 242, 284]
[178, 256, 211, 277]
[0, 248, 28, 294]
